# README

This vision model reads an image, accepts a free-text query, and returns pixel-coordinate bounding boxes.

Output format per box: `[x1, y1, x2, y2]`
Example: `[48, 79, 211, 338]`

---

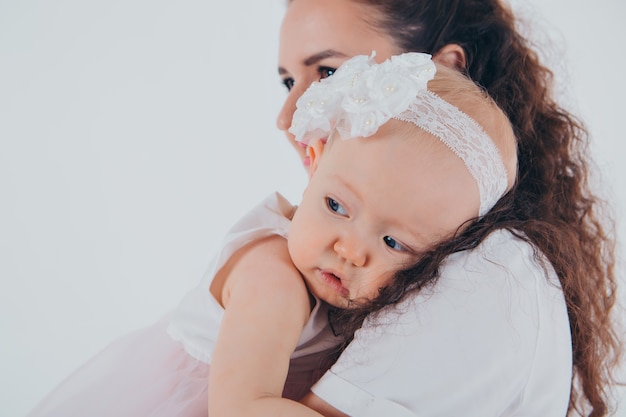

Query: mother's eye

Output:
[318, 66, 336, 80]
[282, 77, 295, 91]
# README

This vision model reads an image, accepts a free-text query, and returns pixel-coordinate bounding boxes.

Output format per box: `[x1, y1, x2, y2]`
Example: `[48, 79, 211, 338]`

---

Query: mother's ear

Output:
[433, 44, 467, 71]
[307, 138, 326, 179]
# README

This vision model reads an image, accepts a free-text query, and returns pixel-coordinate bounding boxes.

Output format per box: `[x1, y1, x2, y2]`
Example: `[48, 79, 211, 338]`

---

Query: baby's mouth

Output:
[320, 270, 349, 297]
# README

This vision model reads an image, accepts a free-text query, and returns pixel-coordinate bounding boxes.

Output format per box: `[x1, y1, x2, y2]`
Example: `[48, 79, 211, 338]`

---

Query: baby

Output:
[28, 52, 517, 417]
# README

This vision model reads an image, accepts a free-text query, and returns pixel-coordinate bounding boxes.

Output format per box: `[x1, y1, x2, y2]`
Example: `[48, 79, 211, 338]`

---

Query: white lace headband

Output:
[289, 52, 508, 217]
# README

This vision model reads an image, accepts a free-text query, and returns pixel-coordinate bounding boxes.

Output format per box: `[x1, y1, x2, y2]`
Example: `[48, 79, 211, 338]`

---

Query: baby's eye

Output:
[318, 66, 336, 80]
[383, 236, 406, 252]
[326, 197, 347, 216]
[282, 77, 295, 91]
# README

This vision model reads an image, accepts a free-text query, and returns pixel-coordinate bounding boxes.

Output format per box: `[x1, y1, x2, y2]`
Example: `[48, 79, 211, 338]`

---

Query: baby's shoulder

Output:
[238, 234, 292, 269]
[224, 234, 306, 300]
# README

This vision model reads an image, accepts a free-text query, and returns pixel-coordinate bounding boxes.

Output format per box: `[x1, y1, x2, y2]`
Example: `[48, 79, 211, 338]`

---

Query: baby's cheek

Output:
[287, 217, 309, 267]
[361, 271, 395, 301]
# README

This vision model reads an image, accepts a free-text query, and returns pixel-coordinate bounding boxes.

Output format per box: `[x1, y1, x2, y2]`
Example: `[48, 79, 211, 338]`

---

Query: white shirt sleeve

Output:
[311, 230, 572, 417]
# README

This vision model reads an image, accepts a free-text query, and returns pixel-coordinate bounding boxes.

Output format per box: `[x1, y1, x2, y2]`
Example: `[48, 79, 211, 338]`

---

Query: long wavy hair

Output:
[317, 0, 621, 415]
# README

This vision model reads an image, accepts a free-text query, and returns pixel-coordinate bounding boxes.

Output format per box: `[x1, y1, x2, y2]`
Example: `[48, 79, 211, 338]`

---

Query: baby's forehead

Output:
[329, 120, 451, 156]
[328, 124, 471, 183]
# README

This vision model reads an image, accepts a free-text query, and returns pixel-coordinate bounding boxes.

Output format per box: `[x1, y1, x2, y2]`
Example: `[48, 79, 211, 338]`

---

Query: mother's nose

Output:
[276, 86, 301, 132]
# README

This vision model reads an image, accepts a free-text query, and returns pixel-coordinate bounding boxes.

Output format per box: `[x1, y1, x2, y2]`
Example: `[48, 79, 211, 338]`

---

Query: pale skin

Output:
[208, 235, 319, 417]
[277, 4, 464, 412]
[208, 121, 481, 416]
[209, 0, 471, 414]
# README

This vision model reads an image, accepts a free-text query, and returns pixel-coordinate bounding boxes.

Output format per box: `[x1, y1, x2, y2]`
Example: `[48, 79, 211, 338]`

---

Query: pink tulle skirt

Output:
[27, 316, 211, 417]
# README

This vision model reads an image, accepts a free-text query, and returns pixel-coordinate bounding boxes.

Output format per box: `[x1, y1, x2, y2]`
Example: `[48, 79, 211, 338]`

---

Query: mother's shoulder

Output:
[441, 228, 554, 286]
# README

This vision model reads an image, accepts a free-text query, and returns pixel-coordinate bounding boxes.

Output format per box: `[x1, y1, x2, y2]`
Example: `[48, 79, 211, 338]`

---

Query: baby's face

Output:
[288, 122, 480, 309]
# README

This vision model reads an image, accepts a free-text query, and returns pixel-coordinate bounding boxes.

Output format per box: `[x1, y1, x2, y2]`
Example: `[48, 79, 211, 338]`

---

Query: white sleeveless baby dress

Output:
[28, 192, 342, 417]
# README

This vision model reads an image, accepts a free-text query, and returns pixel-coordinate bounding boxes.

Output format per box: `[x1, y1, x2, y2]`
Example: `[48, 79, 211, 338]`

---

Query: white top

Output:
[167, 192, 342, 398]
[312, 229, 572, 416]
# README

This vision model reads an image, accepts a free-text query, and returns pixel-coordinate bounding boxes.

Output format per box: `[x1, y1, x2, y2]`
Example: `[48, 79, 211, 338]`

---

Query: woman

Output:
[276, 0, 621, 416]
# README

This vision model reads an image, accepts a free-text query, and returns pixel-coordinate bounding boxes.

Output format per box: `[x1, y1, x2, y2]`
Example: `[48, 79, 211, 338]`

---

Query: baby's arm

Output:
[208, 235, 325, 417]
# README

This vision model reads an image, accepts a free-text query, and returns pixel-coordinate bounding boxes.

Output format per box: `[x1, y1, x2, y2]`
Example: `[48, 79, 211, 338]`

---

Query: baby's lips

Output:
[321, 270, 350, 297]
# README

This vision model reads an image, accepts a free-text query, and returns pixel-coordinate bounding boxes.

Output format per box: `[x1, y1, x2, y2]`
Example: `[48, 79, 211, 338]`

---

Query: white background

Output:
[1, 1, 624, 416]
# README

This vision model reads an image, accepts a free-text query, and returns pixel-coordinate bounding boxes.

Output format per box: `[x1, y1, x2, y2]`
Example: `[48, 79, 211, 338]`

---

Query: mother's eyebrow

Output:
[303, 49, 348, 66]
[278, 49, 349, 75]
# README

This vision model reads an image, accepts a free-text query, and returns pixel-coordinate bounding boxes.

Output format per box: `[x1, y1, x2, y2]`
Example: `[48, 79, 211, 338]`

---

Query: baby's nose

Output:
[333, 238, 367, 267]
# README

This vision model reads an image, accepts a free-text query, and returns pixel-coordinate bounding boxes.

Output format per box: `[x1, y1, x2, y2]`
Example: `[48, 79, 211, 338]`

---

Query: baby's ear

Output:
[307, 138, 326, 179]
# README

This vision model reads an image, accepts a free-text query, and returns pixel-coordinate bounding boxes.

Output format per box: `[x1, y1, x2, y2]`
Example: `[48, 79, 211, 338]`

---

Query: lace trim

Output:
[394, 91, 508, 216]
[289, 52, 509, 217]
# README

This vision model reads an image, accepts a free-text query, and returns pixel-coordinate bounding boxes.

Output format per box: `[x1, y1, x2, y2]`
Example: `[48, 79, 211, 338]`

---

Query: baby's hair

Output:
[322, 62, 517, 195]
[425, 64, 517, 190]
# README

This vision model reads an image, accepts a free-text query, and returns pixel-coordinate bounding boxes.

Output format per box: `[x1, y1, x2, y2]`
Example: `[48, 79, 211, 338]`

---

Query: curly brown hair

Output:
[320, 0, 622, 415]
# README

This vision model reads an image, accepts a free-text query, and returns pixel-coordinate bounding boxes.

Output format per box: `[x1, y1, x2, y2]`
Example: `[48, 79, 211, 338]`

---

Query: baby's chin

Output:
[318, 293, 373, 311]
[306, 285, 350, 310]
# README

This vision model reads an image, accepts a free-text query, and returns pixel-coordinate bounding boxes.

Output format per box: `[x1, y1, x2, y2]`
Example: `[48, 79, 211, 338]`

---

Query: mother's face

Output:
[277, 0, 400, 168]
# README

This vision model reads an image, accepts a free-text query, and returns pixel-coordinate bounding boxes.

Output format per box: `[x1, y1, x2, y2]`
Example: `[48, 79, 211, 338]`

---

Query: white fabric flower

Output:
[289, 52, 436, 144]
[289, 81, 342, 143]
[289, 51, 509, 218]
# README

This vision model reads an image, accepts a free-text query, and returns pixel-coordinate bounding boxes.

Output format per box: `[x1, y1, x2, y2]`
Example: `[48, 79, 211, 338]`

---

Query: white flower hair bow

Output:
[288, 51, 510, 218]
[289, 52, 436, 144]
